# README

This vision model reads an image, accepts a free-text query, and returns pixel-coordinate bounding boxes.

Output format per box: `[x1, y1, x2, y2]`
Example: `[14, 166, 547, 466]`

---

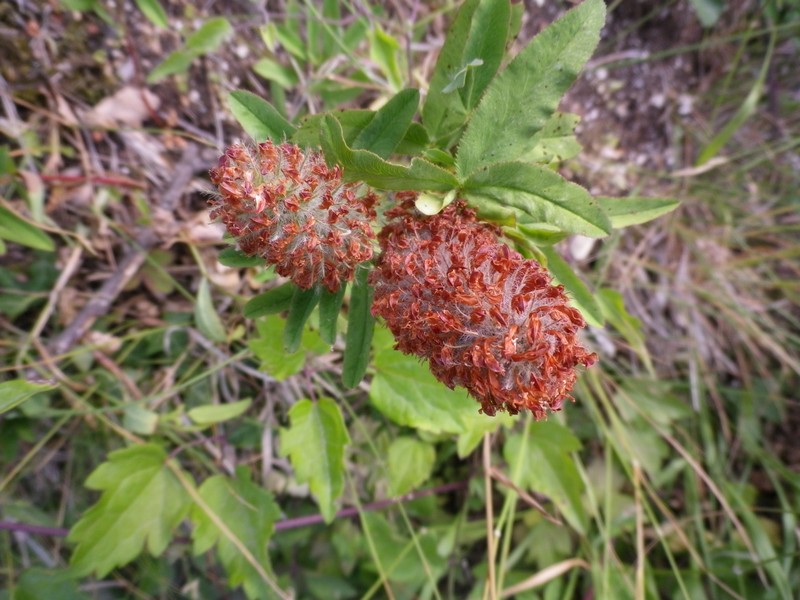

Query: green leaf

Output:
[134, 0, 168, 28]
[0, 379, 55, 415]
[352, 89, 419, 158]
[293, 110, 374, 148]
[228, 91, 296, 142]
[342, 265, 374, 388]
[195, 278, 227, 343]
[318, 284, 346, 346]
[192, 468, 281, 600]
[370, 344, 479, 434]
[598, 196, 680, 228]
[185, 17, 233, 54]
[189, 399, 252, 425]
[456, 411, 515, 458]
[253, 57, 298, 89]
[217, 248, 264, 268]
[147, 17, 233, 83]
[15, 569, 88, 600]
[321, 116, 458, 191]
[243, 282, 295, 319]
[455, 0, 606, 177]
[122, 404, 158, 435]
[688, 0, 725, 27]
[248, 315, 304, 380]
[280, 398, 350, 523]
[147, 50, 194, 82]
[368, 26, 403, 90]
[69, 444, 192, 577]
[504, 422, 588, 533]
[284, 285, 322, 353]
[462, 161, 612, 237]
[388, 437, 436, 496]
[423, 0, 511, 147]
[539, 246, 603, 327]
[522, 112, 583, 164]
[0, 205, 54, 251]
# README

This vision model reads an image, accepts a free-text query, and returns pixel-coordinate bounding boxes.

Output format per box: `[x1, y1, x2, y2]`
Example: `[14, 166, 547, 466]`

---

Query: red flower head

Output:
[209, 141, 378, 291]
[371, 195, 597, 418]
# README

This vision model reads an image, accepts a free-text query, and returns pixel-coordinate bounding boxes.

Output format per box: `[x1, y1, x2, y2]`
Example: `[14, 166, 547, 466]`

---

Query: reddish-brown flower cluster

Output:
[209, 141, 378, 291]
[371, 195, 596, 418]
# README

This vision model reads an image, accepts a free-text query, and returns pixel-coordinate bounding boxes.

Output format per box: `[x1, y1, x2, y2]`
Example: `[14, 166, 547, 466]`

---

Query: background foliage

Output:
[1, 0, 798, 599]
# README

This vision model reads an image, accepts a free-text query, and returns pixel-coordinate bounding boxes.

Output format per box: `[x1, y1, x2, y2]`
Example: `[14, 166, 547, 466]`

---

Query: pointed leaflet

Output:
[462, 161, 611, 237]
[195, 278, 227, 343]
[422, 0, 511, 147]
[341, 265, 374, 388]
[320, 115, 459, 191]
[191, 468, 282, 600]
[228, 91, 296, 142]
[597, 196, 680, 228]
[455, 0, 606, 178]
[69, 444, 192, 577]
[318, 283, 346, 346]
[244, 282, 295, 319]
[0, 379, 55, 415]
[283, 285, 322, 353]
[504, 422, 588, 534]
[280, 398, 349, 523]
[352, 88, 419, 158]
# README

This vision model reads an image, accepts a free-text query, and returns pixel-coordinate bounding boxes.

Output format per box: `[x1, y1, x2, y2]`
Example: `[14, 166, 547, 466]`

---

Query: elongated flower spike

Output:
[371, 195, 597, 418]
[209, 141, 378, 292]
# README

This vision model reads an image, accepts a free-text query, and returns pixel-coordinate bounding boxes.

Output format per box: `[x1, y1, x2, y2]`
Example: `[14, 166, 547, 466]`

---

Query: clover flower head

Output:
[209, 141, 378, 291]
[371, 195, 597, 418]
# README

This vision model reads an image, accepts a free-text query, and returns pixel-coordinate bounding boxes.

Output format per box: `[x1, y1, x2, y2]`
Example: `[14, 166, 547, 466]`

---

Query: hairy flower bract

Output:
[209, 141, 378, 291]
[371, 196, 597, 418]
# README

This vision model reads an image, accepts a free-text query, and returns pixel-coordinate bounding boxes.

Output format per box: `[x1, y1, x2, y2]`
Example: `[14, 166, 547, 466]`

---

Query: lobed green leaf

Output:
[69, 444, 192, 577]
[280, 398, 350, 523]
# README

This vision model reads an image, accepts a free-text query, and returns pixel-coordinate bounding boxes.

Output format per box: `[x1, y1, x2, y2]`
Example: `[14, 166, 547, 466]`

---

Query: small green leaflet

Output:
[69, 444, 192, 577]
[188, 399, 252, 425]
[244, 282, 295, 319]
[280, 398, 350, 523]
[368, 25, 403, 91]
[195, 278, 227, 343]
[191, 468, 283, 600]
[318, 284, 346, 346]
[462, 161, 612, 237]
[0, 379, 55, 415]
[388, 437, 436, 496]
[0, 205, 54, 252]
[248, 314, 327, 380]
[455, 0, 606, 177]
[320, 116, 459, 191]
[283, 285, 322, 353]
[597, 196, 680, 228]
[134, 0, 167, 28]
[341, 265, 374, 388]
[504, 422, 588, 534]
[228, 91, 296, 142]
[148, 17, 233, 83]
[352, 88, 419, 158]
[217, 248, 264, 268]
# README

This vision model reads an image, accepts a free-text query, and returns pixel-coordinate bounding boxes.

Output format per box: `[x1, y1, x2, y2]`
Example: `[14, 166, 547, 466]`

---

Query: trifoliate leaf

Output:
[191, 468, 281, 600]
[280, 398, 349, 523]
[68, 444, 192, 577]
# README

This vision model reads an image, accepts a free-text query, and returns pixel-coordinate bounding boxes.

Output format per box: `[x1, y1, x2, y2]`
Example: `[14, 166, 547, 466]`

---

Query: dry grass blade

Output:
[500, 558, 590, 598]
